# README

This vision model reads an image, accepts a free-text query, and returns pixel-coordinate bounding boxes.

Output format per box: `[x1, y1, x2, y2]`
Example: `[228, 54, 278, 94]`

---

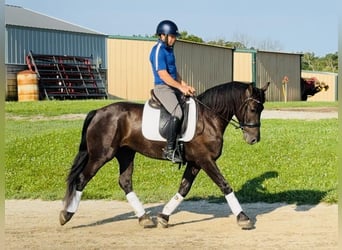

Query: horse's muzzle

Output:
[243, 131, 260, 145]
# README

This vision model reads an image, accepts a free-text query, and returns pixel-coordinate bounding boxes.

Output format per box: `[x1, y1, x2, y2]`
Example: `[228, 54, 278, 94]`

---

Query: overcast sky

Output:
[5, 0, 340, 56]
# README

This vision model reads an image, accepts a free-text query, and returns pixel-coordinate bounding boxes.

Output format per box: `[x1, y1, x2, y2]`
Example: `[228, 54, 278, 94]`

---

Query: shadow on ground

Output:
[72, 171, 331, 229]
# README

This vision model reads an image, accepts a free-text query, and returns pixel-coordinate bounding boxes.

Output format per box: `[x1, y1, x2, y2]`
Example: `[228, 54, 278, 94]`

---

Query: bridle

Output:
[237, 97, 263, 130]
[193, 96, 263, 130]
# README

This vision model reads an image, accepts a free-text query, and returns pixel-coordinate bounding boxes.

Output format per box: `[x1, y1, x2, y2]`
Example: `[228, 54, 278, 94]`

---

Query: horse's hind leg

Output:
[116, 147, 155, 228]
[158, 162, 200, 228]
[59, 157, 108, 225]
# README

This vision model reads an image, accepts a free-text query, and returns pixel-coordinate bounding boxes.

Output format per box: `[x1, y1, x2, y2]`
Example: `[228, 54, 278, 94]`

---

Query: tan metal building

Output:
[174, 41, 233, 94]
[234, 49, 302, 102]
[256, 51, 302, 102]
[107, 37, 304, 102]
[107, 37, 155, 101]
[301, 71, 338, 102]
[107, 36, 233, 100]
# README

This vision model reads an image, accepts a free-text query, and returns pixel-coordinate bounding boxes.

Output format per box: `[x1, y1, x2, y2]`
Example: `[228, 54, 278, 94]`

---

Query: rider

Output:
[149, 20, 195, 163]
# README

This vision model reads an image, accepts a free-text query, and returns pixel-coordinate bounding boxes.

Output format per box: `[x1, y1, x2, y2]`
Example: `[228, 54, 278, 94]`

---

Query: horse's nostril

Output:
[250, 138, 257, 144]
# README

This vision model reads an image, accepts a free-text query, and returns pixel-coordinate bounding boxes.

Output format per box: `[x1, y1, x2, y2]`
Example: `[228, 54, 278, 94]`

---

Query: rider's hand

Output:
[179, 82, 195, 96]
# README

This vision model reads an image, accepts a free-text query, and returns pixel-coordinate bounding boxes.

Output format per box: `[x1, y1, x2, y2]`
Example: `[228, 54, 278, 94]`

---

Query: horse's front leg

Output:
[201, 159, 253, 229]
[158, 162, 200, 228]
[117, 147, 155, 228]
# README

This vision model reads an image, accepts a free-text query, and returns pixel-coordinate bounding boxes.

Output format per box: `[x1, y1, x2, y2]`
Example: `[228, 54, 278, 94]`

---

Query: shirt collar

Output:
[158, 39, 173, 49]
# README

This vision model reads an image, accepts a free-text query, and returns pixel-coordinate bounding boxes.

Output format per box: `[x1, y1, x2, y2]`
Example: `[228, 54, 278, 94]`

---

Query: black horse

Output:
[59, 81, 270, 229]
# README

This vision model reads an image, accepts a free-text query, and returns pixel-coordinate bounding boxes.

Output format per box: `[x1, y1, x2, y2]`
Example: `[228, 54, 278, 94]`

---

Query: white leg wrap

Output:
[162, 193, 184, 216]
[225, 192, 243, 216]
[66, 190, 83, 213]
[126, 192, 145, 218]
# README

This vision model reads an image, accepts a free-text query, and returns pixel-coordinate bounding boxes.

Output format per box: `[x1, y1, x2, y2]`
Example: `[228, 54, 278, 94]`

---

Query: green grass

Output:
[5, 100, 338, 204]
[264, 101, 337, 109]
[5, 99, 115, 116]
[5, 100, 337, 116]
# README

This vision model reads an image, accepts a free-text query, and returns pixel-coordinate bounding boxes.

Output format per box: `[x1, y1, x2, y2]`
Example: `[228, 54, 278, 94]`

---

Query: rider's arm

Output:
[158, 70, 195, 96]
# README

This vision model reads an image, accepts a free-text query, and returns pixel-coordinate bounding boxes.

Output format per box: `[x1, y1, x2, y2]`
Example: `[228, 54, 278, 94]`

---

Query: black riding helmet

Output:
[156, 20, 180, 37]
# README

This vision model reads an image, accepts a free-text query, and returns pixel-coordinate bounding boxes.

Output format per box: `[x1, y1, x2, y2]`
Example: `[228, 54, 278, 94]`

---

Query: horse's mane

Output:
[197, 81, 251, 118]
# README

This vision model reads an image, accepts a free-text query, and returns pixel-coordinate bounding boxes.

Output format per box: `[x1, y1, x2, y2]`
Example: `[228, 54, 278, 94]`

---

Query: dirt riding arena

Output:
[5, 200, 338, 249]
[5, 109, 338, 249]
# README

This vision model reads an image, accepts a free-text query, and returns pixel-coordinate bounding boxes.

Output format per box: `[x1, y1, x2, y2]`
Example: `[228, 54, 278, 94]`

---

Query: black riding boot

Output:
[163, 116, 183, 163]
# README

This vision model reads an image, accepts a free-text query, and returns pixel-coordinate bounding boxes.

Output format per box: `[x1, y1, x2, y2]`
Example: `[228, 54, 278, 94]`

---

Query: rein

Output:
[193, 96, 261, 130]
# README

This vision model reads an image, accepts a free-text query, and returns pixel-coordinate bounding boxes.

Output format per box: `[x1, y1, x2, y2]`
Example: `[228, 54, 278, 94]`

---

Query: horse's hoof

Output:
[138, 213, 156, 228]
[59, 210, 74, 226]
[237, 211, 254, 230]
[157, 213, 169, 228]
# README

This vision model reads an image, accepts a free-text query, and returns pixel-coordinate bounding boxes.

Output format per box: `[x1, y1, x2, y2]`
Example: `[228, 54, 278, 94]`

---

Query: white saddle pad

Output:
[141, 98, 197, 142]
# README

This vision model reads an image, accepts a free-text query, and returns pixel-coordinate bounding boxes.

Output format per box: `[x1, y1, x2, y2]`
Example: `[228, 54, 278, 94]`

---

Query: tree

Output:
[174, 30, 338, 73]
[302, 52, 338, 73]
[257, 39, 283, 51]
[207, 39, 246, 49]
[232, 32, 254, 49]
[321, 52, 338, 73]
[179, 31, 204, 43]
[302, 52, 319, 71]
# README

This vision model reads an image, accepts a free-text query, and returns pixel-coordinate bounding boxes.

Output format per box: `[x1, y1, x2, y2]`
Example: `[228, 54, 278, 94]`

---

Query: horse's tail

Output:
[63, 110, 97, 205]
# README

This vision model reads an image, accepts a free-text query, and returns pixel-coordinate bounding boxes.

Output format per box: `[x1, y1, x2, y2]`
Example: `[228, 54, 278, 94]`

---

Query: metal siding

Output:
[256, 51, 301, 101]
[6, 5, 103, 35]
[302, 71, 337, 102]
[175, 41, 233, 94]
[6, 26, 106, 67]
[107, 38, 155, 100]
[107, 38, 233, 100]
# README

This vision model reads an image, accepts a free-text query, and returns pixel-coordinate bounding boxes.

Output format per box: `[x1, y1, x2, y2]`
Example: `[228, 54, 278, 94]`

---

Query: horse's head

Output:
[236, 82, 270, 145]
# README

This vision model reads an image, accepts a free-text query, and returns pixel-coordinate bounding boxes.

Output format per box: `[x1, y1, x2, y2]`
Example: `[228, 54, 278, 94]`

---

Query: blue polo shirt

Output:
[150, 40, 177, 85]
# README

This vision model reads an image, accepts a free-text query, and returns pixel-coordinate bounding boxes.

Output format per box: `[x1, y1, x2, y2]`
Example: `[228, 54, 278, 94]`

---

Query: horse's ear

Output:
[262, 82, 270, 92]
[246, 83, 253, 97]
